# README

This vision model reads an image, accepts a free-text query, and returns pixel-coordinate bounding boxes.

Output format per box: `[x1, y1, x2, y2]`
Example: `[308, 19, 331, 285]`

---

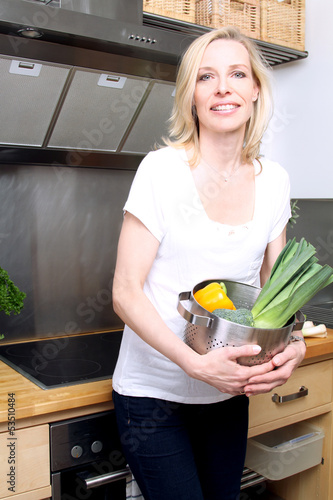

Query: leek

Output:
[251, 238, 333, 329]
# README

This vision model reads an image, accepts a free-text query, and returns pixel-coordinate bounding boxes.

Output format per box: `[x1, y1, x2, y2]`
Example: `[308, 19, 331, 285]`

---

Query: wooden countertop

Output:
[303, 329, 333, 359]
[0, 360, 114, 426]
[0, 330, 332, 426]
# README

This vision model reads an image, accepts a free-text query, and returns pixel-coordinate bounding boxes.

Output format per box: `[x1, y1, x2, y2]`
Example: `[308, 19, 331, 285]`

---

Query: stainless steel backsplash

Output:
[0, 164, 135, 342]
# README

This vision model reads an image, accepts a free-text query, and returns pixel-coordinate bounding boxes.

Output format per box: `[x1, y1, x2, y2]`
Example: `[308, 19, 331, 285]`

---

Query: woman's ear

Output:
[252, 81, 260, 102]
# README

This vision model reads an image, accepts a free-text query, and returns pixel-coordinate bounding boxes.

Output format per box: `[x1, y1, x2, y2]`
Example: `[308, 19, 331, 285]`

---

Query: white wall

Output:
[261, 0, 333, 199]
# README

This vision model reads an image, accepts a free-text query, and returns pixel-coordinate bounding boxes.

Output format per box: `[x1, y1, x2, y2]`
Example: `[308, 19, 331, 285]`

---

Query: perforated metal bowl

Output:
[178, 280, 303, 366]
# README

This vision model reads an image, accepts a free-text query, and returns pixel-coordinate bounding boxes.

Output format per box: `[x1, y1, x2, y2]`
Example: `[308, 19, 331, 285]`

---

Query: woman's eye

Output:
[198, 73, 211, 81]
[234, 71, 246, 78]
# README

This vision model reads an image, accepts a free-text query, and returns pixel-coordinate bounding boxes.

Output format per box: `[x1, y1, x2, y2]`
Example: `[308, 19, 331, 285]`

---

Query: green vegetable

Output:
[213, 308, 254, 327]
[289, 199, 300, 228]
[251, 238, 333, 329]
[0, 267, 26, 316]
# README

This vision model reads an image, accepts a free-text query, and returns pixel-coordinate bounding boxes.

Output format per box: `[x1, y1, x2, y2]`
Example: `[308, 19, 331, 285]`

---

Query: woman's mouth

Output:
[211, 104, 238, 111]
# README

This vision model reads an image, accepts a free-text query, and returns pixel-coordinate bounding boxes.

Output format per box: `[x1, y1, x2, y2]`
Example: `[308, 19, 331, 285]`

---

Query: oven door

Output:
[51, 463, 131, 500]
[50, 410, 131, 500]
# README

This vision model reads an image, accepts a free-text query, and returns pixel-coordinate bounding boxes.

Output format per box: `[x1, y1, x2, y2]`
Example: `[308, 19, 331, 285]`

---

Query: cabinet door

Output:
[249, 360, 333, 431]
[0, 424, 50, 497]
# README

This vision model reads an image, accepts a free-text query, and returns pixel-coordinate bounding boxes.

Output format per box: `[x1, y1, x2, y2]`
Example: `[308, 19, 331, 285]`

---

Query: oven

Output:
[50, 409, 131, 500]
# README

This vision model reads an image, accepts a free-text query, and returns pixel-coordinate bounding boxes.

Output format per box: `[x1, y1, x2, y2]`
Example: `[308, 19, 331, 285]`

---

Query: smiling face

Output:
[193, 39, 259, 140]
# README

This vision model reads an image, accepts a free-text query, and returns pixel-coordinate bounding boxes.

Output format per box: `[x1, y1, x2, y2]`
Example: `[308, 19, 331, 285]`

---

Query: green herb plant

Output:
[0, 266, 26, 316]
[289, 199, 300, 228]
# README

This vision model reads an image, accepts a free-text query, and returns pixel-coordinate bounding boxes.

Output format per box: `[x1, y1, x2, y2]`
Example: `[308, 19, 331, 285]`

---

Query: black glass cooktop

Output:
[0, 330, 123, 390]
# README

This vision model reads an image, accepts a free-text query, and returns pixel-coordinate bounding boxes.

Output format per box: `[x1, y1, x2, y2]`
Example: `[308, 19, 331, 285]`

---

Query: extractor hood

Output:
[0, 0, 197, 65]
[0, 0, 199, 161]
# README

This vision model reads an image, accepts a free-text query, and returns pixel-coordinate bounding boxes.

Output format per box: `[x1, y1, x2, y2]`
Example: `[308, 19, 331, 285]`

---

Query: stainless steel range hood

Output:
[0, 0, 308, 161]
[0, 0, 196, 65]
[0, 0, 199, 159]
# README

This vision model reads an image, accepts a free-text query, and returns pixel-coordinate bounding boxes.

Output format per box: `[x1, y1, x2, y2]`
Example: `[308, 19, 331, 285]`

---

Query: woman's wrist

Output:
[178, 347, 203, 380]
[288, 334, 306, 346]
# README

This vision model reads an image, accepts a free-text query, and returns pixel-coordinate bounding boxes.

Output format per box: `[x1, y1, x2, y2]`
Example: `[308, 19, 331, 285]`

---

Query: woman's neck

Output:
[198, 130, 246, 173]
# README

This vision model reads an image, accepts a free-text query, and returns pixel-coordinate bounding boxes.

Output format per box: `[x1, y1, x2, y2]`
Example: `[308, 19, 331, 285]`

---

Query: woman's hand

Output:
[185, 344, 275, 395]
[243, 340, 306, 397]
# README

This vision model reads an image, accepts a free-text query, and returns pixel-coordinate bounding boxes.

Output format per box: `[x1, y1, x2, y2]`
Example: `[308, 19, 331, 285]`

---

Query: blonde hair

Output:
[165, 26, 273, 166]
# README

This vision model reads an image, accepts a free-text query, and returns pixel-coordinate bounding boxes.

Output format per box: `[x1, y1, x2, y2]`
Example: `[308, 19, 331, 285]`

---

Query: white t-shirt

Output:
[112, 146, 291, 404]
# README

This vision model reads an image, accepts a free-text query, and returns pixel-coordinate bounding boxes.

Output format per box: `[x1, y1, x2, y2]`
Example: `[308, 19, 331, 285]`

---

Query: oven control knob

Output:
[91, 440, 103, 453]
[71, 445, 83, 459]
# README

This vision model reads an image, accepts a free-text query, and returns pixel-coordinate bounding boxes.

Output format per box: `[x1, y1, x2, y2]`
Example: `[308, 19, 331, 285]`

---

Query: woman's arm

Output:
[112, 211, 192, 369]
[113, 212, 274, 395]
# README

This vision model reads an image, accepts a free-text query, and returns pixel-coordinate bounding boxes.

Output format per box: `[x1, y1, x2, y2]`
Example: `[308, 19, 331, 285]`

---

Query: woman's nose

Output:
[215, 78, 231, 95]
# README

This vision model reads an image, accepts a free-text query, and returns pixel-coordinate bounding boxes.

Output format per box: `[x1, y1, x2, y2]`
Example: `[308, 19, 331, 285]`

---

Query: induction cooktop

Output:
[0, 330, 123, 390]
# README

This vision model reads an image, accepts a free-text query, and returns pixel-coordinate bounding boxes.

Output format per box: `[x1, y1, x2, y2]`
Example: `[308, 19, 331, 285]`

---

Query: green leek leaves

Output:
[252, 238, 333, 328]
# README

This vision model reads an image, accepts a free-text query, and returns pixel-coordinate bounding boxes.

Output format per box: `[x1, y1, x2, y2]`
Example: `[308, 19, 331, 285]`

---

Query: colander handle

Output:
[177, 291, 214, 328]
[293, 310, 305, 331]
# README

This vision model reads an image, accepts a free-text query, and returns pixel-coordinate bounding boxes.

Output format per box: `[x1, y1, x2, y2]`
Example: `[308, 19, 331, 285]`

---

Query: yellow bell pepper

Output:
[194, 282, 236, 312]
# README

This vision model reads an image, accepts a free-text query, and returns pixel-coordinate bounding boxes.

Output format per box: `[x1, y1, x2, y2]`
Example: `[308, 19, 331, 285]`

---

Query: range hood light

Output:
[17, 27, 43, 39]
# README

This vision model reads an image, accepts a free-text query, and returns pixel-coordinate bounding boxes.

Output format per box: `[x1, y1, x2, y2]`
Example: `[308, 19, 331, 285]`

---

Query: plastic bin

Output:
[245, 422, 324, 481]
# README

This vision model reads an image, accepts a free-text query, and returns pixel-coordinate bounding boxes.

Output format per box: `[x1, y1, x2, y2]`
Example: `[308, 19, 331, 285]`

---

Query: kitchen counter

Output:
[0, 360, 114, 430]
[0, 330, 333, 427]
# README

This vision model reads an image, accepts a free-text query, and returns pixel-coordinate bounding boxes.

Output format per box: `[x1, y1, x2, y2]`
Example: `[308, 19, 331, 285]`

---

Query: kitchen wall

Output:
[0, 165, 135, 341]
[261, 0, 333, 199]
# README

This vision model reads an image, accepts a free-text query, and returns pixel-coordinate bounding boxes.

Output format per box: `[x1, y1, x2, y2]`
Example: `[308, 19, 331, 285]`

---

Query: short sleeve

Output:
[266, 161, 291, 243]
[123, 151, 168, 242]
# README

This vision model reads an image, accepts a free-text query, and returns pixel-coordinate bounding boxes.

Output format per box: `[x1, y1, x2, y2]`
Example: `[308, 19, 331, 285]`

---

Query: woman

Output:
[112, 26, 306, 500]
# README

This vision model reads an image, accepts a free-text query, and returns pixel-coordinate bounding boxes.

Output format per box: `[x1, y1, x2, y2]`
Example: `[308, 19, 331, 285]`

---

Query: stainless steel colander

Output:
[177, 280, 303, 366]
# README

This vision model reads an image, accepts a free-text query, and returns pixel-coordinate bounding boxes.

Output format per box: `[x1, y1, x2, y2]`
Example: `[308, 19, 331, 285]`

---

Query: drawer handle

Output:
[272, 385, 308, 404]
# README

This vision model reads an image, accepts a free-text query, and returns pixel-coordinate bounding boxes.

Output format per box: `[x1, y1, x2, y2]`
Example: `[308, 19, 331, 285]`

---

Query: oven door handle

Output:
[84, 464, 132, 489]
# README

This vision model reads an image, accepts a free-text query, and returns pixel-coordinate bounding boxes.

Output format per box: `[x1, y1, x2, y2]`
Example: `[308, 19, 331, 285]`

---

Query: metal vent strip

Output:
[42, 66, 76, 148]
[115, 79, 155, 153]
[241, 467, 266, 490]
[300, 305, 333, 329]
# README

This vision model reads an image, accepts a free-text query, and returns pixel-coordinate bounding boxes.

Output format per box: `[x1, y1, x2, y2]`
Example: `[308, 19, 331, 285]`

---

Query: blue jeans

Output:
[113, 391, 249, 500]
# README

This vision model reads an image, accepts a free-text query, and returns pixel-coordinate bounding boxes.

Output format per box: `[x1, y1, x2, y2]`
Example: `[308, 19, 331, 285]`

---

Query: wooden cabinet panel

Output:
[0, 424, 50, 498]
[249, 360, 333, 429]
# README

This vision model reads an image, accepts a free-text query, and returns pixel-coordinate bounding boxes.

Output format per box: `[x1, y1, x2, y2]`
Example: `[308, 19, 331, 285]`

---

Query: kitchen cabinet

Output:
[0, 424, 51, 499]
[248, 358, 333, 499]
[249, 360, 333, 433]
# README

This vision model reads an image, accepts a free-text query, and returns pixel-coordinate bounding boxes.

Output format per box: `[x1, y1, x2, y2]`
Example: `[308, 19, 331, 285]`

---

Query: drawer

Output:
[249, 360, 333, 429]
[0, 424, 50, 497]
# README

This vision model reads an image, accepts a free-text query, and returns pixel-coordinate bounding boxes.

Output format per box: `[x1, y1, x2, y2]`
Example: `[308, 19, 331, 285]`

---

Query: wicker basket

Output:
[195, 0, 260, 39]
[143, 0, 196, 23]
[260, 0, 305, 51]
